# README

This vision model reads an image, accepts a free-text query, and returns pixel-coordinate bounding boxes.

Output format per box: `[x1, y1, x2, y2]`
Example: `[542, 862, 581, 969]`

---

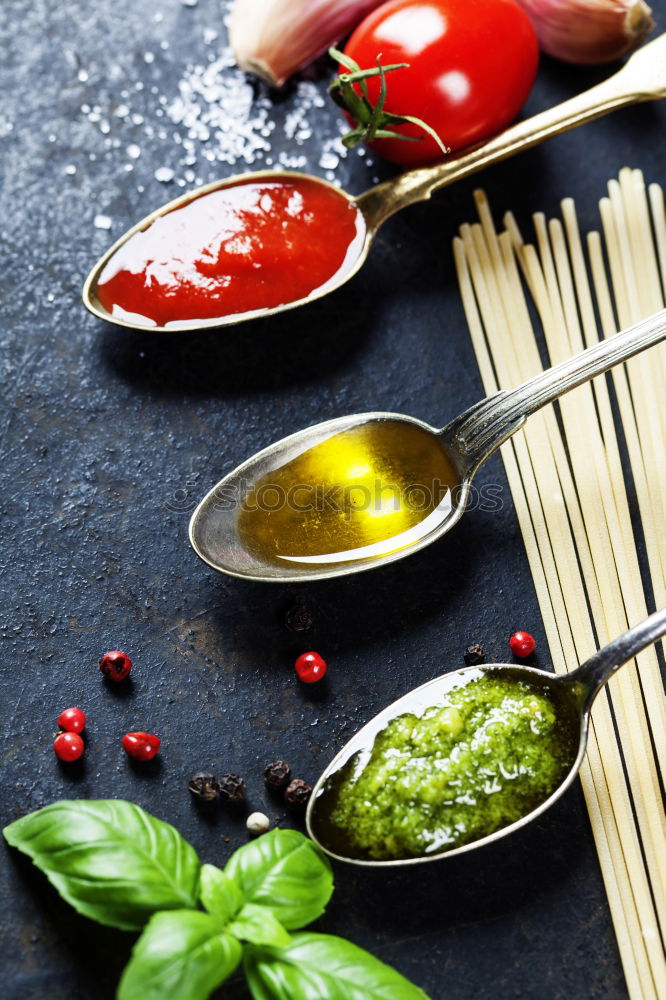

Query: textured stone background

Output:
[1, 1, 665, 997]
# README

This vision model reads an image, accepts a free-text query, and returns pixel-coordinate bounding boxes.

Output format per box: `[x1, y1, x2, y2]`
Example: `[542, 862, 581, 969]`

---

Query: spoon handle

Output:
[356, 33, 666, 230]
[569, 607, 666, 708]
[450, 307, 666, 465]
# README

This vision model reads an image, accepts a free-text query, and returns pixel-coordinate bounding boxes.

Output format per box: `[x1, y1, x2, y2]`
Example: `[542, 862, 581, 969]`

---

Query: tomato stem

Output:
[328, 47, 450, 155]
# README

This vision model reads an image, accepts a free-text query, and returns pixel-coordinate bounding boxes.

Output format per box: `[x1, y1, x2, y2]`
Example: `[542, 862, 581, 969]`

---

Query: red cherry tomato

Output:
[122, 731, 161, 761]
[342, 0, 539, 166]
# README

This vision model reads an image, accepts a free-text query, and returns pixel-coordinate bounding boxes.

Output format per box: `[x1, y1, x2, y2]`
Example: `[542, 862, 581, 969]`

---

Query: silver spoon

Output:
[83, 34, 666, 332]
[306, 607, 666, 867]
[189, 308, 666, 582]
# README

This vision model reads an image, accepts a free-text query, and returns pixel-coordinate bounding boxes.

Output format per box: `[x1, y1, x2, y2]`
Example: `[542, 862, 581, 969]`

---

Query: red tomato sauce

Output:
[96, 177, 365, 328]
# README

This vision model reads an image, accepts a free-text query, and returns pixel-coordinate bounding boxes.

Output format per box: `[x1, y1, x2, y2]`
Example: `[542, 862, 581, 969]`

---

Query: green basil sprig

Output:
[3, 799, 200, 930]
[229, 903, 293, 949]
[199, 863, 243, 925]
[245, 932, 430, 1000]
[4, 799, 430, 1000]
[117, 911, 242, 1000]
[223, 826, 333, 930]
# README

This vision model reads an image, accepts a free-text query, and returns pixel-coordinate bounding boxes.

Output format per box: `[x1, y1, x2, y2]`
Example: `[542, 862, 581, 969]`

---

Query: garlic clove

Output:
[515, 0, 654, 65]
[228, 0, 386, 88]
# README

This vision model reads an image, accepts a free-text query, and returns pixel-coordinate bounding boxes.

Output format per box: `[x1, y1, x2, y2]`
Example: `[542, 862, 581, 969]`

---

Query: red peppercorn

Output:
[294, 651, 327, 683]
[122, 731, 160, 761]
[99, 650, 132, 683]
[53, 731, 85, 762]
[57, 707, 86, 733]
[509, 631, 537, 658]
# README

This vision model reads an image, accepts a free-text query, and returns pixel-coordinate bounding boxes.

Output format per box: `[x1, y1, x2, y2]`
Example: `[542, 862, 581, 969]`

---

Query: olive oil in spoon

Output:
[189, 308, 666, 582]
[236, 420, 459, 567]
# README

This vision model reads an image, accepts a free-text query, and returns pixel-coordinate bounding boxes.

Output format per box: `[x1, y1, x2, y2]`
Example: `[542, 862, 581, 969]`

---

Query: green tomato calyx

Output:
[328, 47, 449, 155]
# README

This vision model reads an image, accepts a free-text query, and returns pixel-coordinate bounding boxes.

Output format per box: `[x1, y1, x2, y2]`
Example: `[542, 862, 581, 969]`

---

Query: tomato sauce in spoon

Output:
[96, 176, 365, 328]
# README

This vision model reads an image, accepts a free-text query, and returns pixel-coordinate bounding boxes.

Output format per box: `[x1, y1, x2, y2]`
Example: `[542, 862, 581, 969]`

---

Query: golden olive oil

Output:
[236, 420, 459, 567]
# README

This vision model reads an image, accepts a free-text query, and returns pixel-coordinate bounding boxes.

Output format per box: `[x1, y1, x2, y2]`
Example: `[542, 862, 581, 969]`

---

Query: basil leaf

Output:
[3, 800, 200, 930]
[244, 932, 431, 1000]
[229, 902, 292, 948]
[199, 864, 242, 926]
[224, 829, 333, 930]
[117, 910, 241, 1000]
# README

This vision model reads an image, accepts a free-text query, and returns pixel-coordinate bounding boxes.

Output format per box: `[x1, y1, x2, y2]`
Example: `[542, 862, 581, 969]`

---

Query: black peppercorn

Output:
[284, 778, 312, 809]
[464, 643, 485, 666]
[218, 773, 246, 805]
[263, 760, 292, 790]
[188, 773, 219, 802]
[284, 602, 314, 632]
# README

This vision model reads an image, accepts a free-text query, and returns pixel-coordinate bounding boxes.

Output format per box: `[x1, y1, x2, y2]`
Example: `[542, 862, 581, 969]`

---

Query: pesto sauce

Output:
[317, 674, 577, 861]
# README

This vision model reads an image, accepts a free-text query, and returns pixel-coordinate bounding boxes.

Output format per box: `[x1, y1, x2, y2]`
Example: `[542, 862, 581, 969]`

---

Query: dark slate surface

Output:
[1, 1, 664, 997]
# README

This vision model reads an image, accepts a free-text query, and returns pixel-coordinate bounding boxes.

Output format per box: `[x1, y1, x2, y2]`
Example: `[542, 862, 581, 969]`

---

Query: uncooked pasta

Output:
[454, 169, 666, 1000]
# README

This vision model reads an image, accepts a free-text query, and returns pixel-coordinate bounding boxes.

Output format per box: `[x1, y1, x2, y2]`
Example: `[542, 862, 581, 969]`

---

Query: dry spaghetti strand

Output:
[454, 172, 666, 1000]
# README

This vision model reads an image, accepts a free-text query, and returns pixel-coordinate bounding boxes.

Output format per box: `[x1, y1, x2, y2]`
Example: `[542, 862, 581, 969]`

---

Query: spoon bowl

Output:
[189, 410, 469, 582]
[83, 35, 666, 332]
[189, 309, 666, 582]
[82, 171, 371, 332]
[305, 608, 666, 866]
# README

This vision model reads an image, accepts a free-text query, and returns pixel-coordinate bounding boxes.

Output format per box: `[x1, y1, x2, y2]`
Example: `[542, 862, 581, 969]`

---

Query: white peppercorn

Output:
[246, 811, 270, 836]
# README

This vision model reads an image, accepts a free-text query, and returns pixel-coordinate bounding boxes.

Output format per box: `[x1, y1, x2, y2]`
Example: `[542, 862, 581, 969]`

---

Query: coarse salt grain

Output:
[79, 0, 367, 190]
[94, 214, 112, 230]
[154, 166, 175, 183]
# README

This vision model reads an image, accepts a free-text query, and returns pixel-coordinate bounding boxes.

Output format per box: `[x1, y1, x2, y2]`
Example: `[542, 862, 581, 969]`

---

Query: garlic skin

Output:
[515, 0, 654, 64]
[229, 0, 386, 87]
